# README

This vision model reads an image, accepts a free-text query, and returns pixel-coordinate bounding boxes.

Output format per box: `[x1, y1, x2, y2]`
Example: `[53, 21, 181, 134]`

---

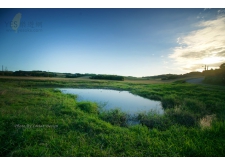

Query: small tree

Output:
[220, 63, 225, 69]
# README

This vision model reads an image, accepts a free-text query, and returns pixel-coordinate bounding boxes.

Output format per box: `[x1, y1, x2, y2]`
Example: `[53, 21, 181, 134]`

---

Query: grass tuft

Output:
[99, 108, 128, 127]
[200, 114, 216, 129]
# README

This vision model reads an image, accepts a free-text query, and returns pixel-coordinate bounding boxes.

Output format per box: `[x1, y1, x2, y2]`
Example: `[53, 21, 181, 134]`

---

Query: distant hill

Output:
[142, 71, 202, 80]
[0, 70, 57, 77]
[0, 70, 202, 81]
[0, 70, 97, 78]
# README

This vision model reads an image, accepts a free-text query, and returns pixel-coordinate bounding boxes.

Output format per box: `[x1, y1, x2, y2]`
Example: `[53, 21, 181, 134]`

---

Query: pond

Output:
[59, 88, 164, 115]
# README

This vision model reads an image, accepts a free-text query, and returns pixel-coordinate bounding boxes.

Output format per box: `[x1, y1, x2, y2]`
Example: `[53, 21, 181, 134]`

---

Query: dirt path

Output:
[185, 77, 225, 91]
[185, 77, 204, 84]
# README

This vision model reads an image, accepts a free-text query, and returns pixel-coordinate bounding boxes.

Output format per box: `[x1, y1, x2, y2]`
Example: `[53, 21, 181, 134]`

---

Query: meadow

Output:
[0, 77, 225, 156]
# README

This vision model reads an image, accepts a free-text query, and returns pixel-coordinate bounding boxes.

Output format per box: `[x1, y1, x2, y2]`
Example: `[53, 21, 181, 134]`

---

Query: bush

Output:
[182, 98, 207, 117]
[161, 95, 179, 109]
[166, 107, 196, 127]
[77, 102, 98, 114]
[137, 111, 173, 130]
[173, 80, 186, 84]
[99, 109, 128, 127]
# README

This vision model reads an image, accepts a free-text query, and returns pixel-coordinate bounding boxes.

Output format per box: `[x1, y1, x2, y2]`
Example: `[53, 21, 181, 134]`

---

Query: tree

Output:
[220, 63, 225, 69]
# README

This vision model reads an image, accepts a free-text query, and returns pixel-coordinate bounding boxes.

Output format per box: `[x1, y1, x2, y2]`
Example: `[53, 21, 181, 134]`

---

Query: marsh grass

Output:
[99, 108, 128, 127]
[137, 111, 173, 130]
[0, 78, 225, 156]
[165, 106, 196, 127]
[77, 101, 99, 114]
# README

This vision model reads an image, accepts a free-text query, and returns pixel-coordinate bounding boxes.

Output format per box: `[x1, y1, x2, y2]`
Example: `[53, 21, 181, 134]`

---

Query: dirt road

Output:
[186, 77, 204, 84]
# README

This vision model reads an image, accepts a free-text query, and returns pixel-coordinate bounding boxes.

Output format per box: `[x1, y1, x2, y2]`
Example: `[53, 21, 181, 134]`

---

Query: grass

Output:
[0, 77, 225, 156]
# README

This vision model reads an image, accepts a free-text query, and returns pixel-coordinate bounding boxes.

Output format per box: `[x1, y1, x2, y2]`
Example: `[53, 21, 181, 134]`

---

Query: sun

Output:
[201, 56, 222, 65]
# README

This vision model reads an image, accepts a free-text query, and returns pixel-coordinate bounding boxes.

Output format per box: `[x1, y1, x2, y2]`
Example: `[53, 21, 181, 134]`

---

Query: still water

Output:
[60, 88, 164, 115]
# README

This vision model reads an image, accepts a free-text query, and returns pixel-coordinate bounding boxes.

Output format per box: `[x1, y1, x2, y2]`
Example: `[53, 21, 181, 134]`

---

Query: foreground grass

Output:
[0, 78, 225, 156]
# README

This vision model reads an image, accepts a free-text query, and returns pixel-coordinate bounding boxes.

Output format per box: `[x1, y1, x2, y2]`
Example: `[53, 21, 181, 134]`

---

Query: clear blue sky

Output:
[1, 8, 225, 77]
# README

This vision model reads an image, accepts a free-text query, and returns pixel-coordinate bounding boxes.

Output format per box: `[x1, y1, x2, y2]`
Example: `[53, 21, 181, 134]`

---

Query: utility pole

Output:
[203, 65, 210, 71]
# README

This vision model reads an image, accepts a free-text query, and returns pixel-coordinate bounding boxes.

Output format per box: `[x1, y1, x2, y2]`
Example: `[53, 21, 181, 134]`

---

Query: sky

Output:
[0, 8, 225, 77]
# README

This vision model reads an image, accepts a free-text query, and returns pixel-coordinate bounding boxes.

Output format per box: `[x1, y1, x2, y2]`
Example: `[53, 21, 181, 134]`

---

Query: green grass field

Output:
[0, 77, 225, 156]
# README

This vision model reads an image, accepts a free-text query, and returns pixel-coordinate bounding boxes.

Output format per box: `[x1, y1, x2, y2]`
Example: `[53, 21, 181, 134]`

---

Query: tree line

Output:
[0, 70, 57, 77]
[90, 75, 124, 81]
[65, 73, 96, 78]
[203, 63, 225, 85]
[143, 72, 202, 80]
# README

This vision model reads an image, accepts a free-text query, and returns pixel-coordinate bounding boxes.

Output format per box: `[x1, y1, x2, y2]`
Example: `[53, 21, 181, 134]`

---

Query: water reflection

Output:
[60, 88, 164, 115]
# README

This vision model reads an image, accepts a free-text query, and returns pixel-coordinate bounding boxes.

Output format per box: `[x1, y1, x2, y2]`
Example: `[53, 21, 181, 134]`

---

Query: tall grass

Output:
[0, 78, 225, 156]
[99, 108, 128, 127]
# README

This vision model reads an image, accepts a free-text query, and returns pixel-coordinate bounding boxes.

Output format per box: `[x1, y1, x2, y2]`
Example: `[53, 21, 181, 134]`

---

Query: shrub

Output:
[161, 95, 179, 109]
[137, 111, 173, 130]
[99, 109, 128, 127]
[166, 107, 196, 127]
[173, 80, 186, 84]
[77, 102, 98, 114]
[182, 98, 207, 117]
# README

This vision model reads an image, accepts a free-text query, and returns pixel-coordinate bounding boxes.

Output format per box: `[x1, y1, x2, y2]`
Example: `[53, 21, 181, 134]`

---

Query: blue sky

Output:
[1, 8, 225, 77]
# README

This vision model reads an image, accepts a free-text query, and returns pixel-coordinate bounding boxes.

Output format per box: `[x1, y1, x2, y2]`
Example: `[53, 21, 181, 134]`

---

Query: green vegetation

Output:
[99, 109, 129, 127]
[0, 70, 57, 77]
[65, 73, 84, 78]
[203, 63, 225, 85]
[143, 72, 202, 80]
[65, 73, 98, 78]
[0, 78, 225, 156]
[0, 70, 98, 79]
[90, 75, 124, 81]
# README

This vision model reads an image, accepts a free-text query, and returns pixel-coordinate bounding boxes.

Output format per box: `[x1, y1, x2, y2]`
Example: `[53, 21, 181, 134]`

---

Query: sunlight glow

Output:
[201, 56, 222, 65]
[169, 15, 225, 73]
